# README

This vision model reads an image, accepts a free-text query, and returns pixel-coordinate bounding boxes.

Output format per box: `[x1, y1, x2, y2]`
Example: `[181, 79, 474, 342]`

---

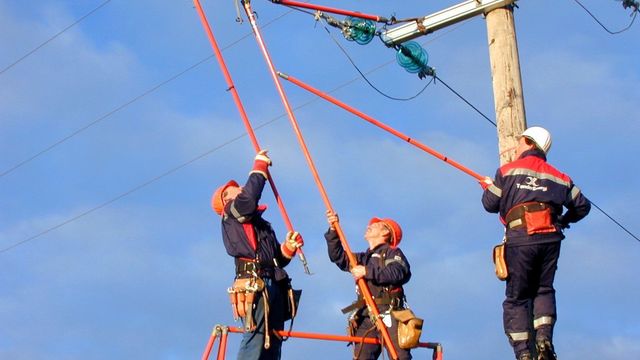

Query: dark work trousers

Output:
[503, 242, 561, 357]
[237, 278, 286, 360]
[352, 313, 412, 360]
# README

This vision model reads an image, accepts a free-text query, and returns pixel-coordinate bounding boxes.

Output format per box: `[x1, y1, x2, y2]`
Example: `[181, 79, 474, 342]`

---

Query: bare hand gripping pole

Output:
[240, 1, 399, 358]
[193, 0, 311, 274]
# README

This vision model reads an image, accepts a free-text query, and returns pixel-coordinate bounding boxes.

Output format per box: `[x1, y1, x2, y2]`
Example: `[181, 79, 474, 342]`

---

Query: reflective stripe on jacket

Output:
[220, 173, 291, 280]
[482, 149, 591, 246]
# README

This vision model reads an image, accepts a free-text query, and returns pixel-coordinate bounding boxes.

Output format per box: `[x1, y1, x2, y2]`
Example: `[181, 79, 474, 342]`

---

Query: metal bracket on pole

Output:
[380, 0, 516, 46]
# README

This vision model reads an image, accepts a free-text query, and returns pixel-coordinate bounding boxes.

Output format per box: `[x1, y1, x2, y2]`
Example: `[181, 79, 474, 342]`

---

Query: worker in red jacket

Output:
[325, 210, 412, 360]
[211, 150, 303, 360]
[480, 127, 591, 360]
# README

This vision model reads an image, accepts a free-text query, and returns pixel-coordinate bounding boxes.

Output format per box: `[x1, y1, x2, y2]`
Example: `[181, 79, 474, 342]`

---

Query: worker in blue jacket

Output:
[325, 210, 412, 360]
[211, 150, 303, 360]
[480, 127, 591, 360]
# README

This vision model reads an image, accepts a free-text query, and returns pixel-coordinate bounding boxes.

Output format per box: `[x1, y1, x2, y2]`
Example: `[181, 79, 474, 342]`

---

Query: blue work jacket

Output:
[482, 149, 591, 246]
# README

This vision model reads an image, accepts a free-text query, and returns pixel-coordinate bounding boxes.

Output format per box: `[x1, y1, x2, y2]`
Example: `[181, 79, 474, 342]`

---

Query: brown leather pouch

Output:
[524, 208, 556, 235]
[228, 278, 264, 329]
[392, 309, 423, 349]
[493, 240, 508, 281]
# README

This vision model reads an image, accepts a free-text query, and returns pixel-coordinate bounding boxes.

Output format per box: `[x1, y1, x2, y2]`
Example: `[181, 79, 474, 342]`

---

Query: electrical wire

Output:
[573, 0, 638, 35]
[315, 6, 638, 243]
[0, 10, 292, 179]
[0, 75, 364, 254]
[0, 0, 112, 76]
[590, 201, 640, 242]
[324, 26, 433, 101]
[6, 3, 637, 251]
[432, 74, 497, 126]
[0, 131, 247, 254]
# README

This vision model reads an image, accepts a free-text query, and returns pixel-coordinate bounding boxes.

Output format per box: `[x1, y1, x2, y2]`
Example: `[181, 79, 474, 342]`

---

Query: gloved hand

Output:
[250, 150, 271, 178]
[281, 231, 304, 259]
[557, 215, 570, 230]
[479, 176, 494, 190]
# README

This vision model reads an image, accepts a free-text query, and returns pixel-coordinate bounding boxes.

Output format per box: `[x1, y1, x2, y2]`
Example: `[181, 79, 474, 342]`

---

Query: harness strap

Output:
[262, 288, 271, 349]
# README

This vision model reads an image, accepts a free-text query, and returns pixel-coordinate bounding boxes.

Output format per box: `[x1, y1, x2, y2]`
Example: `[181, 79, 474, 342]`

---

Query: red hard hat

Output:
[369, 217, 403, 248]
[211, 180, 239, 215]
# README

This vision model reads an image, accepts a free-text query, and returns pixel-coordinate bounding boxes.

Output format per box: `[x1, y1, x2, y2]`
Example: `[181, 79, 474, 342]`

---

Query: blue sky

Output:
[1, 0, 639, 359]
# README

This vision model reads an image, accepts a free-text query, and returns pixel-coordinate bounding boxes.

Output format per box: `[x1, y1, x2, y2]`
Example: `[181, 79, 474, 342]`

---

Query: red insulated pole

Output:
[279, 72, 485, 181]
[193, 0, 311, 274]
[240, 1, 399, 359]
[201, 326, 220, 360]
[272, 0, 388, 22]
[216, 327, 229, 360]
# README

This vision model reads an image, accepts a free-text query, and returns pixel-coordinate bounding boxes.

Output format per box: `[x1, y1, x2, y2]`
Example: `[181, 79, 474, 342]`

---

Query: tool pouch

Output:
[284, 287, 302, 322]
[524, 207, 556, 235]
[227, 277, 265, 332]
[493, 240, 508, 281]
[391, 309, 423, 349]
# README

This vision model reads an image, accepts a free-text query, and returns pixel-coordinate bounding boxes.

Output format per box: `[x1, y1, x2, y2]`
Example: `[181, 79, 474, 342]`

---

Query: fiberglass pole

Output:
[279, 72, 485, 181]
[271, 0, 389, 22]
[240, 1, 399, 358]
[193, 0, 310, 274]
[200, 326, 220, 360]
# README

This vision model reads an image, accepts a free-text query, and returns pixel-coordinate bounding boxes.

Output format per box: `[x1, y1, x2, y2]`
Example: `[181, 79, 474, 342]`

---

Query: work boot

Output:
[517, 352, 533, 360]
[536, 339, 557, 360]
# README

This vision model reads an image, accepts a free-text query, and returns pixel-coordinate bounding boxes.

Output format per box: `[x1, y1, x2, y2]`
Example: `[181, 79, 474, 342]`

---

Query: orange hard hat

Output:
[211, 180, 239, 215]
[369, 217, 403, 248]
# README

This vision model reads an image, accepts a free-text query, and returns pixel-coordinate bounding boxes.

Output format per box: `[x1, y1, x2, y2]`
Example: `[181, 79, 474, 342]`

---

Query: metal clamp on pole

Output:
[380, 0, 517, 46]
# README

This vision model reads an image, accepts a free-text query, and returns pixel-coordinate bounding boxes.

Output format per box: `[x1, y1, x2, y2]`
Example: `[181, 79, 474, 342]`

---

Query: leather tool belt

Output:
[227, 277, 265, 333]
[341, 291, 405, 314]
[505, 202, 556, 235]
[235, 257, 274, 279]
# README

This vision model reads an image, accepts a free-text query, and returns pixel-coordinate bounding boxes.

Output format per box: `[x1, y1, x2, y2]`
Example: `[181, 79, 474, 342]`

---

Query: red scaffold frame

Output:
[201, 325, 444, 360]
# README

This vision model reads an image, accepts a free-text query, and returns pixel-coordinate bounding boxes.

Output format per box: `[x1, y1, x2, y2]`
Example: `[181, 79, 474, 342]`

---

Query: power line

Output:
[320, 16, 496, 124]
[0, 74, 367, 254]
[590, 201, 640, 242]
[313, 7, 638, 243]
[573, 0, 638, 35]
[432, 74, 497, 126]
[323, 26, 434, 101]
[0, 131, 247, 254]
[0, 10, 292, 179]
[0, 0, 112, 76]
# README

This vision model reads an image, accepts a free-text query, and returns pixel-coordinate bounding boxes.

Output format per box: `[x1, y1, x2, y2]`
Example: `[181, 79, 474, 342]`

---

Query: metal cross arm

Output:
[380, 0, 517, 46]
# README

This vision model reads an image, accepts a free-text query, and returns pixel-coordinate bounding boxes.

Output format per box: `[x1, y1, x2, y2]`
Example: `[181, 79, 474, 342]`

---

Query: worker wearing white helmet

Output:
[480, 126, 591, 360]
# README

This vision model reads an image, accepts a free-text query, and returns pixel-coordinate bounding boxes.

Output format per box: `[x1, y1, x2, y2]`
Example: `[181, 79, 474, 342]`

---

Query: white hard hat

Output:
[521, 126, 552, 154]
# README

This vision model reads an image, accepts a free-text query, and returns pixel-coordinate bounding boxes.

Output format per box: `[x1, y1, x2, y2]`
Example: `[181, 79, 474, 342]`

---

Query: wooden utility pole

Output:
[485, 6, 527, 165]
[380, 0, 527, 166]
